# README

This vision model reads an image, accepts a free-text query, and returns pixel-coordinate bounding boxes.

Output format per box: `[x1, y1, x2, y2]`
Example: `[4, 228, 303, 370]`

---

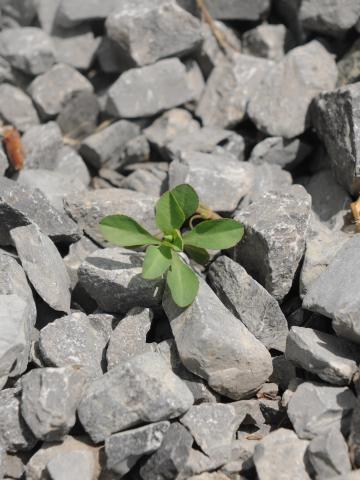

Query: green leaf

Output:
[99, 215, 161, 247]
[171, 184, 199, 219]
[184, 245, 210, 265]
[142, 245, 172, 279]
[171, 229, 183, 251]
[155, 191, 185, 234]
[183, 219, 244, 250]
[167, 252, 199, 307]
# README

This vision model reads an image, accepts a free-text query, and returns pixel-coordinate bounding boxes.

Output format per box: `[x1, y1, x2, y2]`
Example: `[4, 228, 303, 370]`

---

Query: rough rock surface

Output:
[0, 84, 39, 131]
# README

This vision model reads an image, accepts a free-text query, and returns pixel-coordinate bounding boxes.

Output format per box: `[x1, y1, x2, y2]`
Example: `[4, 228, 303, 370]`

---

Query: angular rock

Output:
[35, 0, 61, 33]
[106, 58, 193, 118]
[3, 452, 25, 479]
[38, 311, 109, 378]
[55, 0, 117, 27]
[28, 63, 93, 119]
[52, 27, 100, 71]
[11, 225, 71, 313]
[208, 256, 288, 352]
[196, 54, 273, 128]
[55, 146, 91, 187]
[303, 235, 360, 343]
[0, 84, 39, 131]
[242, 24, 290, 62]
[311, 82, 360, 195]
[185, 58, 205, 104]
[204, 0, 270, 20]
[46, 450, 95, 480]
[63, 237, 98, 289]
[22, 121, 63, 170]
[78, 352, 194, 442]
[249, 136, 311, 170]
[253, 428, 310, 480]
[106, 0, 202, 66]
[286, 326, 360, 385]
[287, 381, 356, 439]
[57, 91, 99, 139]
[120, 166, 167, 197]
[233, 185, 312, 301]
[163, 278, 273, 400]
[105, 421, 170, 476]
[0, 27, 55, 75]
[248, 41, 337, 138]
[20, 366, 85, 441]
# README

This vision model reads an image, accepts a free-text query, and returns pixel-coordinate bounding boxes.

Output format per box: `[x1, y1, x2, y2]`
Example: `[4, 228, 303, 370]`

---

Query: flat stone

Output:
[196, 54, 273, 128]
[11, 225, 71, 313]
[242, 24, 290, 62]
[286, 326, 360, 385]
[0, 84, 39, 131]
[287, 381, 356, 439]
[78, 352, 194, 442]
[253, 428, 310, 480]
[106, 0, 202, 66]
[169, 152, 254, 212]
[163, 278, 273, 400]
[20, 366, 86, 441]
[55, 146, 91, 187]
[38, 311, 109, 378]
[248, 40, 337, 138]
[0, 27, 55, 75]
[308, 428, 352, 479]
[57, 91, 100, 139]
[0, 388, 37, 452]
[79, 120, 140, 169]
[52, 27, 100, 71]
[28, 63, 93, 119]
[303, 235, 360, 343]
[106, 58, 193, 118]
[203, 0, 270, 20]
[63, 237, 98, 289]
[208, 256, 288, 352]
[311, 82, 360, 195]
[47, 450, 95, 480]
[105, 421, 170, 476]
[22, 121, 63, 170]
[55, 0, 117, 27]
[233, 185, 312, 301]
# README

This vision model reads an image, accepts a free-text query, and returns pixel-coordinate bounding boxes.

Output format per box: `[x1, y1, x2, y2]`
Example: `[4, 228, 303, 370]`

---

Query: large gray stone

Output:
[286, 326, 360, 385]
[106, 0, 202, 66]
[52, 27, 100, 71]
[287, 381, 356, 440]
[105, 421, 170, 476]
[78, 248, 164, 314]
[196, 54, 273, 129]
[248, 40, 337, 138]
[163, 278, 273, 400]
[303, 235, 360, 343]
[203, 0, 270, 20]
[208, 256, 288, 352]
[233, 185, 312, 301]
[46, 450, 95, 480]
[11, 225, 71, 313]
[106, 58, 193, 118]
[20, 366, 86, 441]
[77, 352, 194, 442]
[0, 84, 39, 131]
[311, 82, 360, 195]
[22, 121, 63, 170]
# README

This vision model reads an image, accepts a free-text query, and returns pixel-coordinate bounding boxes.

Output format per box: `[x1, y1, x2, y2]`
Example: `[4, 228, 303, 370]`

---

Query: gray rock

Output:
[78, 352, 194, 442]
[55, 0, 117, 27]
[35, 0, 61, 33]
[233, 185, 312, 301]
[20, 366, 85, 441]
[0, 56, 15, 84]
[169, 152, 254, 212]
[47, 450, 95, 480]
[117, 134, 150, 168]
[22, 121, 63, 170]
[311, 82, 360, 195]
[248, 40, 338, 138]
[78, 248, 164, 313]
[52, 27, 100, 71]
[57, 91, 99, 139]
[106, 58, 193, 118]
[96, 36, 128, 74]
[55, 146, 91, 187]
[286, 326, 360, 385]
[337, 37, 360, 86]
[299, 0, 360, 36]
[249, 136, 312, 170]
[0, 84, 39, 131]
[28, 63, 93, 119]
[0, 388, 37, 452]
[208, 256, 288, 352]
[107, 307, 155, 369]
[307, 428, 351, 479]
[253, 428, 310, 480]
[106, 0, 202, 66]
[203, 0, 270, 20]
[287, 381, 356, 439]
[120, 166, 167, 197]
[0, 144, 8, 176]
[163, 278, 273, 400]
[79, 120, 140, 169]
[3, 452, 25, 479]
[11, 225, 71, 313]
[63, 237, 98, 289]
[242, 24, 290, 62]
[64, 189, 156, 245]
[270, 355, 297, 391]
[0, 0, 37, 26]
[196, 54, 273, 129]
[0, 27, 55, 75]
[185, 59, 205, 105]
[38, 311, 109, 378]
[105, 421, 170, 476]
[303, 235, 360, 343]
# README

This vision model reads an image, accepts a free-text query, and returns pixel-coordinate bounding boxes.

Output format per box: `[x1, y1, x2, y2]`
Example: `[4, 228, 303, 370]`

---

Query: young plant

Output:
[99, 184, 244, 307]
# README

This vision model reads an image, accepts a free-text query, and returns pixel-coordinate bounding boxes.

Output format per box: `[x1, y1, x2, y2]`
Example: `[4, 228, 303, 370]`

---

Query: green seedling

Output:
[99, 184, 244, 307]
